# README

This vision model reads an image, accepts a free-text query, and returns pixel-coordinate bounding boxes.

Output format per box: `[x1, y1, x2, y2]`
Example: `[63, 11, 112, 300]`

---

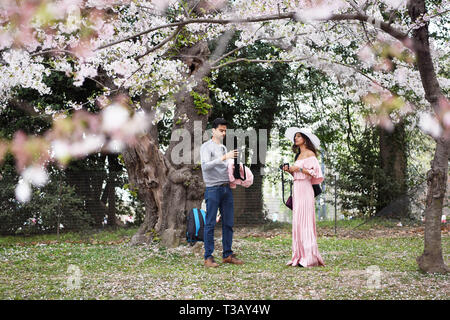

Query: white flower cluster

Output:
[1, 0, 449, 203]
[0, 50, 51, 106]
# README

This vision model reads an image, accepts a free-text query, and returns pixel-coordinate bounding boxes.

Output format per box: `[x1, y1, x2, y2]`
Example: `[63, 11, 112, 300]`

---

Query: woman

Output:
[283, 127, 325, 268]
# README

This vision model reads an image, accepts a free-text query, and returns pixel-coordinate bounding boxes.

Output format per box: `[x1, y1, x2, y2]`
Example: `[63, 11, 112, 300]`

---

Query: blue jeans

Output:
[204, 185, 234, 260]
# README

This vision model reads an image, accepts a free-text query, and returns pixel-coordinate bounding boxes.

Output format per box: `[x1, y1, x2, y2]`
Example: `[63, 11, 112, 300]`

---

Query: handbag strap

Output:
[233, 158, 247, 181]
[280, 166, 292, 205]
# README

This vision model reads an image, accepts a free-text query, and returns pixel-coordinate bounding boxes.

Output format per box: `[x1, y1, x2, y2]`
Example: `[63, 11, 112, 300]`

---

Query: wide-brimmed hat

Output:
[284, 127, 320, 149]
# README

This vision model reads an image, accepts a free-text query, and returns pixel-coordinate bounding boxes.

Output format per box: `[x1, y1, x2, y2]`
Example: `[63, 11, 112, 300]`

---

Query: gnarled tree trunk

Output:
[157, 40, 211, 247]
[122, 93, 168, 244]
[408, 0, 449, 273]
[123, 42, 212, 247]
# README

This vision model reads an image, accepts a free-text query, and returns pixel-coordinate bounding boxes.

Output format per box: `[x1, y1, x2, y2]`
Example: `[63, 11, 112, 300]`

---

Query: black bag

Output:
[233, 136, 247, 181]
[186, 208, 206, 245]
[280, 164, 293, 210]
[313, 184, 322, 197]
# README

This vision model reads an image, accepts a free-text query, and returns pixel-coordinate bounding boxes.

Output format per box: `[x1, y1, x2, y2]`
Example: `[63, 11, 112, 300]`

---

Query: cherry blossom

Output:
[0, 0, 448, 202]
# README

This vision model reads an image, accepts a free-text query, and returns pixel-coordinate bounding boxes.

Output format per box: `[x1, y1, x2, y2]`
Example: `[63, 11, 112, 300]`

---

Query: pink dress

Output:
[286, 156, 325, 267]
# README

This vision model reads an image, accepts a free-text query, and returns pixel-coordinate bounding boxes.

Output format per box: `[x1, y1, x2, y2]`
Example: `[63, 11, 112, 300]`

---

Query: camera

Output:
[279, 163, 289, 170]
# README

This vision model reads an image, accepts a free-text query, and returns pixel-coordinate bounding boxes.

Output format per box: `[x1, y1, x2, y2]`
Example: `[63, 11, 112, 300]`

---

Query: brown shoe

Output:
[204, 257, 219, 268]
[222, 253, 243, 265]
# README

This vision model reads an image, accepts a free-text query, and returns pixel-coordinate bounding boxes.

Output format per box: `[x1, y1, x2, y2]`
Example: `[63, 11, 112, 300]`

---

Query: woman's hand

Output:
[289, 165, 300, 173]
[289, 165, 313, 176]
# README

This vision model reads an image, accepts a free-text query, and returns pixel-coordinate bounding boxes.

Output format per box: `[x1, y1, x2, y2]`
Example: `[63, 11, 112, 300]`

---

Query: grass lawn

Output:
[0, 219, 449, 300]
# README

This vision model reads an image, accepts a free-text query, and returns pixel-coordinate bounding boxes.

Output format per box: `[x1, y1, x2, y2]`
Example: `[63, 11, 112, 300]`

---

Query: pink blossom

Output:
[0, 31, 13, 50]
[296, 5, 333, 22]
[71, 40, 96, 63]
[383, 0, 406, 9]
[73, 63, 98, 86]
[196, 0, 227, 13]
[51, 140, 71, 163]
[73, 134, 105, 156]
[152, 0, 172, 12]
[358, 45, 376, 65]
[98, 23, 114, 40]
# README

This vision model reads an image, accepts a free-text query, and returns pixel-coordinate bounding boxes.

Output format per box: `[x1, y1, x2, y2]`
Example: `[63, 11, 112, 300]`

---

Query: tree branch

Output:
[95, 10, 409, 53]
[95, 12, 297, 51]
[211, 57, 311, 70]
[326, 14, 409, 44]
[210, 45, 248, 65]
[136, 26, 183, 61]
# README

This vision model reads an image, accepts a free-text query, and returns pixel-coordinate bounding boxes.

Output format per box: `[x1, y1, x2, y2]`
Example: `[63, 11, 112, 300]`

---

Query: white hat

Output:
[284, 127, 320, 149]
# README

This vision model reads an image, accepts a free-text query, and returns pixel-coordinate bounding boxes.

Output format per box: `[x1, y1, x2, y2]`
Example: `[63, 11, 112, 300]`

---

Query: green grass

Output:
[0, 223, 448, 300]
[0, 227, 137, 247]
[316, 216, 412, 229]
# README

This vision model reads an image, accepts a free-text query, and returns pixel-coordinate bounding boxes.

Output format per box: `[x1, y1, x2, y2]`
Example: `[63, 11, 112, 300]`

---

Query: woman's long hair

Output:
[292, 132, 317, 158]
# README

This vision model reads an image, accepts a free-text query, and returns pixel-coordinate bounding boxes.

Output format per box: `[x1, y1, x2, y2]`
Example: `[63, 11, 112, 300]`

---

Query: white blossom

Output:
[22, 166, 49, 187]
[15, 179, 32, 203]
[101, 104, 130, 132]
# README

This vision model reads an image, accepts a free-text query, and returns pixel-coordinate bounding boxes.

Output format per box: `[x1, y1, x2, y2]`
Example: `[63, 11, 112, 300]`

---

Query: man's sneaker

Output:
[222, 254, 243, 265]
[204, 257, 219, 268]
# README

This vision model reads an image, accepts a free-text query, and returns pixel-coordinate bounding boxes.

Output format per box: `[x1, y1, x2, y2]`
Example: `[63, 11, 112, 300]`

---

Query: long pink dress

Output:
[286, 156, 325, 267]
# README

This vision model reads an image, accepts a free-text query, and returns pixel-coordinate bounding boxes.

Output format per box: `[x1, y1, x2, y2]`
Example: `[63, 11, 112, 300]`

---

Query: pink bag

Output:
[227, 160, 254, 188]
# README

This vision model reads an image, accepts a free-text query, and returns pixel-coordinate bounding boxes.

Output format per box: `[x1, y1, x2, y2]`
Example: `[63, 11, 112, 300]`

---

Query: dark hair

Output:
[212, 118, 228, 129]
[292, 132, 317, 158]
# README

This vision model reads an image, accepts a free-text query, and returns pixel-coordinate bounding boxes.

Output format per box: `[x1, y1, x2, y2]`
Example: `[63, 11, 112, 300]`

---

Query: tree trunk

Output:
[417, 137, 450, 273]
[123, 38, 211, 247]
[407, 0, 449, 273]
[378, 121, 409, 218]
[157, 40, 211, 247]
[105, 154, 121, 227]
[122, 93, 168, 244]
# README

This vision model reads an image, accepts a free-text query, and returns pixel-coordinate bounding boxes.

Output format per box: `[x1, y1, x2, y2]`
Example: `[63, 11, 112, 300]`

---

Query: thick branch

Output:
[95, 12, 297, 51]
[211, 57, 311, 70]
[95, 11, 409, 52]
[326, 14, 409, 44]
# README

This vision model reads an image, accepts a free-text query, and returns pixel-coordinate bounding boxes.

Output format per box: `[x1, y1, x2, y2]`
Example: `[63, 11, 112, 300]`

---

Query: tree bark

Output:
[417, 137, 450, 273]
[407, 0, 449, 273]
[378, 121, 410, 218]
[126, 0, 225, 247]
[123, 40, 211, 247]
[157, 40, 211, 247]
[122, 93, 168, 244]
[105, 154, 121, 227]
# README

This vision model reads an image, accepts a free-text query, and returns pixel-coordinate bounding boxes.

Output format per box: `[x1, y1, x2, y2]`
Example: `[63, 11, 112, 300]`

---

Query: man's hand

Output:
[222, 149, 238, 161]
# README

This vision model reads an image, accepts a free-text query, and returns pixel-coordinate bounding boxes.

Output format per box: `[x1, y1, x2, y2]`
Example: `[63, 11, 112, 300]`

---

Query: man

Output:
[200, 118, 244, 267]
